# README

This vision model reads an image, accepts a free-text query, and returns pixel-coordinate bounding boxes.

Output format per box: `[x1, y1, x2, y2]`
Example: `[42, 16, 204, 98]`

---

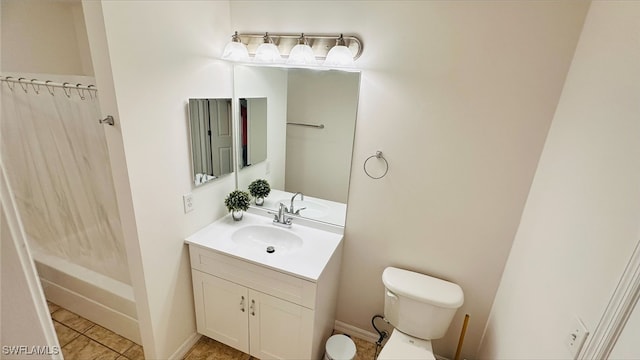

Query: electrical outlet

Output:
[566, 317, 589, 359]
[183, 193, 194, 213]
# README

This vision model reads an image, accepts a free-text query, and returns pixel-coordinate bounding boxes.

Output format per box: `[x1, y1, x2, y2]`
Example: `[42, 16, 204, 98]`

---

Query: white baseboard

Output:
[333, 320, 379, 343]
[169, 332, 201, 360]
[41, 278, 140, 344]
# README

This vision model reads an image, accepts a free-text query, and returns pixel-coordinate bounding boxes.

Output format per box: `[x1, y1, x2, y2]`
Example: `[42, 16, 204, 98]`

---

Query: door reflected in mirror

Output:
[234, 66, 360, 226]
[188, 98, 234, 187]
[239, 98, 268, 169]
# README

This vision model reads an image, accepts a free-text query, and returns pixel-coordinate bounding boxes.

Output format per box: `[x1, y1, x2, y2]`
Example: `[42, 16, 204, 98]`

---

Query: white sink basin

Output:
[186, 212, 344, 281]
[231, 225, 303, 254]
[278, 198, 329, 218]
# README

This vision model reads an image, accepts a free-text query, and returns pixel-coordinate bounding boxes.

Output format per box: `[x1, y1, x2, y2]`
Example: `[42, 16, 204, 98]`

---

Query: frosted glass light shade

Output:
[222, 41, 250, 62]
[324, 45, 354, 67]
[286, 44, 317, 65]
[254, 43, 282, 63]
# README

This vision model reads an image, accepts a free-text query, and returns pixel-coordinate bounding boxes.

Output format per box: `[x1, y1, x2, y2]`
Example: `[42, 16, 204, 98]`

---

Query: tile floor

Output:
[48, 301, 378, 360]
[48, 301, 144, 360]
[183, 335, 378, 360]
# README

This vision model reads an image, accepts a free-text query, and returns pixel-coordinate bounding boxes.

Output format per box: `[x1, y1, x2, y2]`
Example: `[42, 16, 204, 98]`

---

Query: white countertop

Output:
[185, 212, 343, 282]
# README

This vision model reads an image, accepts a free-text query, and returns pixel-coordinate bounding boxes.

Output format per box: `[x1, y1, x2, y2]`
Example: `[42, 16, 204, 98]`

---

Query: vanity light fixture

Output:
[254, 33, 283, 63]
[221, 32, 363, 68]
[286, 34, 317, 66]
[221, 31, 250, 62]
[324, 34, 354, 68]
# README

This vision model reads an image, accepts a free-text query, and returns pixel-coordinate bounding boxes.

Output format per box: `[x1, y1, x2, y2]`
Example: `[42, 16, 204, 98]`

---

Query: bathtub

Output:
[32, 249, 140, 344]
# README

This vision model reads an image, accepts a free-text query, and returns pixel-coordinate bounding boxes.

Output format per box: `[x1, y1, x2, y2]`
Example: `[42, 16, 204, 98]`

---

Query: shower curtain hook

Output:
[76, 84, 85, 100]
[45, 81, 55, 96]
[87, 85, 96, 100]
[30, 79, 40, 94]
[18, 78, 29, 93]
[62, 83, 72, 98]
[4, 77, 15, 91]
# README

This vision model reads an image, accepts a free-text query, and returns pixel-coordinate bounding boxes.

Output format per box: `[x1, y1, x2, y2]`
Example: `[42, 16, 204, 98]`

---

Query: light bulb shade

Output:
[222, 41, 249, 62]
[323, 45, 354, 67]
[286, 44, 317, 65]
[254, 43, 282, 63]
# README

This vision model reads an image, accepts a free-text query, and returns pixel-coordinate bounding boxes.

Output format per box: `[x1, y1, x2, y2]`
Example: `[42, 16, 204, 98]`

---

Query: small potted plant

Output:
[224, 190, 250, 221]
[248, 179, 271, 206]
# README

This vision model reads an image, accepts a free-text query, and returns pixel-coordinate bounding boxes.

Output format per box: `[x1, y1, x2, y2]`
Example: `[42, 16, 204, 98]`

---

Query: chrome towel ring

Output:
[364, 150, 389, 179]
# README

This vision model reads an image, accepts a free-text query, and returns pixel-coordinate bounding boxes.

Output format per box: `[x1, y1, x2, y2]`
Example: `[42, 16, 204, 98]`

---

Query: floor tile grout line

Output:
[53, 320, 83, 348]
[118, 342, 137, 357]
[62, 333, 123, 358]
[64, 327, 134, 357]
[83, 324, 137, 356]
[90, 335, 133, 357]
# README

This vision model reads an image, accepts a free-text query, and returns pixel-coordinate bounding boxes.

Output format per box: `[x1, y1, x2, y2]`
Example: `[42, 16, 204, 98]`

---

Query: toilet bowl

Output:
[377, 329, 435, 360]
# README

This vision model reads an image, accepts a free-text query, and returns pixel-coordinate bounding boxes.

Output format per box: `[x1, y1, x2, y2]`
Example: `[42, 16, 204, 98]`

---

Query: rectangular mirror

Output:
[234, 66, 361, 226]
[239, 98, 268, 169]
[188, 98, 234, 186]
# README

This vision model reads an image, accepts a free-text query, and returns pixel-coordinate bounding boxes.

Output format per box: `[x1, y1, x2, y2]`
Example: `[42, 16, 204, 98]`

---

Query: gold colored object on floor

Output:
[454, 314, 470, 360]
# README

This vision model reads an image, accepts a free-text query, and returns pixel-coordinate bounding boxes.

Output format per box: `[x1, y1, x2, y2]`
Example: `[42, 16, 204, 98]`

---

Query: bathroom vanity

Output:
[185, 212, 343, 359]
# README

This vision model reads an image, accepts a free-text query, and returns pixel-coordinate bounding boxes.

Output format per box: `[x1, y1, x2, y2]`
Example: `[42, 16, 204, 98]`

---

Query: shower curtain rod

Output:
[0, 76, 97, 91]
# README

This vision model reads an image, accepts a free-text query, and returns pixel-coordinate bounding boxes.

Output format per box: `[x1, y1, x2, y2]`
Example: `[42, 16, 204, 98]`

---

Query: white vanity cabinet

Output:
[188, 242, 342, 360]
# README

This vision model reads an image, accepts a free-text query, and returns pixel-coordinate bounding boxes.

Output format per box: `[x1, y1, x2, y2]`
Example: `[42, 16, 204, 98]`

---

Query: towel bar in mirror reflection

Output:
[287, 122, 325, 129]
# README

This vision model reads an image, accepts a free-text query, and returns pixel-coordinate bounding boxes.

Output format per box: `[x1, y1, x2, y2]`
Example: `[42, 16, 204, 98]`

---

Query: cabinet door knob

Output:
[250, 299, 256, 316]
[240, 296, 245, 312]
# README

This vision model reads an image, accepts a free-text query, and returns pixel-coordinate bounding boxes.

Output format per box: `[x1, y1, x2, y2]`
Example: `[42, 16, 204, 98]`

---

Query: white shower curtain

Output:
[1, 75, 130, 284]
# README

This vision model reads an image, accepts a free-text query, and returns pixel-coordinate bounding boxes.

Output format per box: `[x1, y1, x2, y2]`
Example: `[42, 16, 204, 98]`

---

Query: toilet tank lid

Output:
[382, 267, 464, 309]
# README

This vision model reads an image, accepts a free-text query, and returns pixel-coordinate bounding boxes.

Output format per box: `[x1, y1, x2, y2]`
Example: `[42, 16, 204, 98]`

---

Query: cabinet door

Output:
[192, 270, 249, 353]
[248, 290, 314, 360]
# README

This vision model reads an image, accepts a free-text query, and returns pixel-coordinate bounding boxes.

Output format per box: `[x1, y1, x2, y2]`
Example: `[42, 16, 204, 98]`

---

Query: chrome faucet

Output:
[289, 192, 306, 215]
[271, 203, 292, 227]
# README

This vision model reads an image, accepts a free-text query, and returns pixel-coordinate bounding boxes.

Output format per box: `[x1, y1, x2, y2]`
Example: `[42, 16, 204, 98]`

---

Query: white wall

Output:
[478, 2, 640, 358]
[1, 0, 92, 75]
[230, 2, 588, 358]
[84, 1, 234, 358]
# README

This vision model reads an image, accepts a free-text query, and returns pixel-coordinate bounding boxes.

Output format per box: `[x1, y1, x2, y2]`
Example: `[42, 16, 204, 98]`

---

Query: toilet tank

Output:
[382, 267, 464, 340]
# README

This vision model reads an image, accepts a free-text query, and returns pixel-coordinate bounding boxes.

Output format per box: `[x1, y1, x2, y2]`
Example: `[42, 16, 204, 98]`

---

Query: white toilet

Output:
[377, 267, 464, 360]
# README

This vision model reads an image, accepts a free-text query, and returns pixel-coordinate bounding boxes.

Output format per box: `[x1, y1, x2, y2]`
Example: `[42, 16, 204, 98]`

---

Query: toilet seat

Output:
[377, 329, 436, 360]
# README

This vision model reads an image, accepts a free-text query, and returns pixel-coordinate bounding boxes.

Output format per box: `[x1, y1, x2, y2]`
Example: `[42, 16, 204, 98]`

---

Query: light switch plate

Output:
[566, 316, 589, 359]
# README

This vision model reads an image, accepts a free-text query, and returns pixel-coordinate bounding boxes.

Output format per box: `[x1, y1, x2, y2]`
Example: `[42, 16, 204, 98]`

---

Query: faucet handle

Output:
[278, 202, 289, 213]
[293, 207, 307, 215]
[267, 211, 279, 221]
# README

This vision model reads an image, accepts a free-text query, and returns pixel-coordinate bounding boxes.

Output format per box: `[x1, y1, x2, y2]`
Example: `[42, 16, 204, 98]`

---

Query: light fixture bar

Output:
[233, 32, 363, 61]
